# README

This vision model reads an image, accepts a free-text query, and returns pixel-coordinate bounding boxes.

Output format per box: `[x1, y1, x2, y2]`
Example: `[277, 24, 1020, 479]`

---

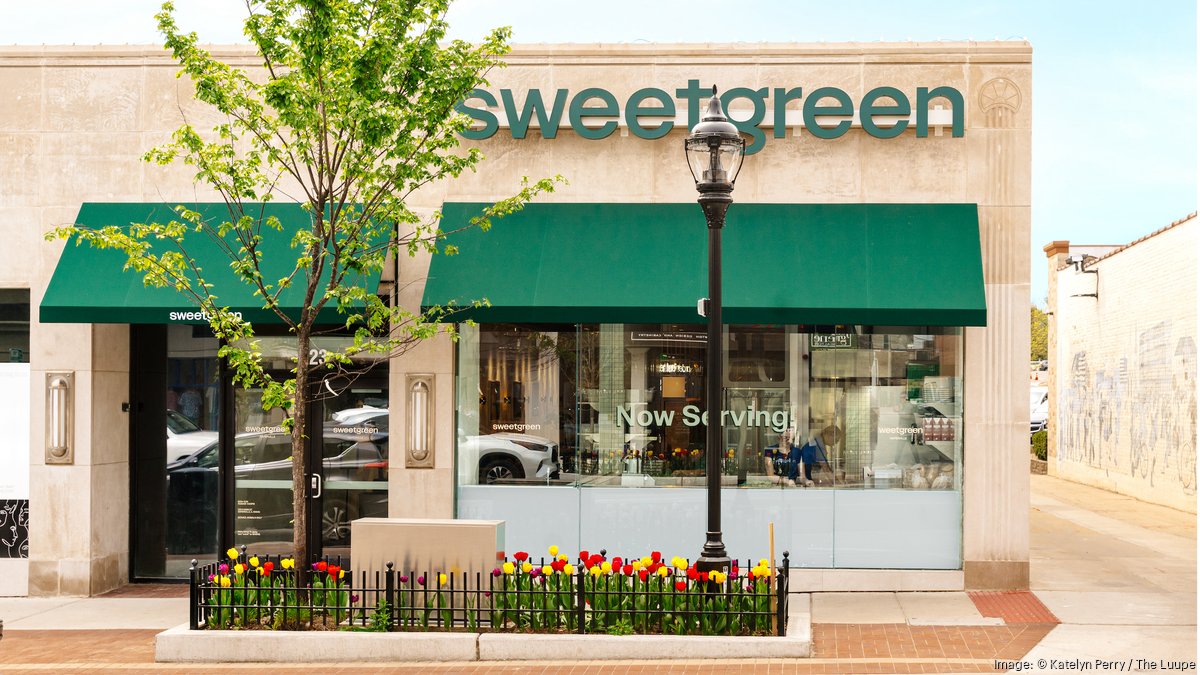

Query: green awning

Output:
[422, 202, 986, 326]
[40, 203, 382, 325]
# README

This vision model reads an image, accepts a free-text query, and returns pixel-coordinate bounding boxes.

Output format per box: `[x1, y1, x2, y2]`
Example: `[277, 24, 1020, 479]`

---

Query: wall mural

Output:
[1061, 321, 1197, 496]
[0, 499, 28, 558]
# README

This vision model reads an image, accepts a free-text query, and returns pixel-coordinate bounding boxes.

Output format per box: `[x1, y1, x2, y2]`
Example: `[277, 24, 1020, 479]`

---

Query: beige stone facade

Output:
[1045, 215, 1197, 513]
[0, 41, 1031, 595]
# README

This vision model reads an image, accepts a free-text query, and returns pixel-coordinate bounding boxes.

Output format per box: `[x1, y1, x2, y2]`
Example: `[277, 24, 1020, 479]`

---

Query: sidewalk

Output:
[0, 474, 1194, 673]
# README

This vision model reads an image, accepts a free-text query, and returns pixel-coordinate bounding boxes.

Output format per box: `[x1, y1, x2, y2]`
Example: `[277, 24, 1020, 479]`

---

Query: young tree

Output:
[1031, 305, 1048, 361]
[49, 0, 559, 576]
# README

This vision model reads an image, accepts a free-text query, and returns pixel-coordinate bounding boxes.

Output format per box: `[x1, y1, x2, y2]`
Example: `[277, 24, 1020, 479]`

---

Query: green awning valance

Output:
[40, 203, 382, 325]
[422, 202, 986, 327]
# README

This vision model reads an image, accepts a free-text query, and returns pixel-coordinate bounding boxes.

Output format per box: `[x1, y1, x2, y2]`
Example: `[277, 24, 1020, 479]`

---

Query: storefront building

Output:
[0, 41, 1031, 596]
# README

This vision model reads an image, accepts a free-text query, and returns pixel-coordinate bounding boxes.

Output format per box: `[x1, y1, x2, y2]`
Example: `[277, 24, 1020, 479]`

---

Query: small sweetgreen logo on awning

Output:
[456, 79, 964, 154]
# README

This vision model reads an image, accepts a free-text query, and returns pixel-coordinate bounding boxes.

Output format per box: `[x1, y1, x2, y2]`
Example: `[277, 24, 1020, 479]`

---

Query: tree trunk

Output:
[293, 330, 311, 586]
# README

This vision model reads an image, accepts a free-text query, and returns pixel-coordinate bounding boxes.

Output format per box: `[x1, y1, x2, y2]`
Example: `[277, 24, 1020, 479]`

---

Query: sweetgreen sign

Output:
[455, 79, 964, 154]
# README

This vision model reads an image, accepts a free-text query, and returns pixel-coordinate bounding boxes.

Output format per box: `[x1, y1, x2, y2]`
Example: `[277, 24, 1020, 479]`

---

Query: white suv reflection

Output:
[167, 409, 218, 464]
[458, 432, 560, 484]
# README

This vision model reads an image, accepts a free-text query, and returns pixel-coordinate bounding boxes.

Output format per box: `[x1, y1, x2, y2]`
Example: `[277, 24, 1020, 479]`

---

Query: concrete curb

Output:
[154, 623, 479, 662]
[155, 596, 812, 662]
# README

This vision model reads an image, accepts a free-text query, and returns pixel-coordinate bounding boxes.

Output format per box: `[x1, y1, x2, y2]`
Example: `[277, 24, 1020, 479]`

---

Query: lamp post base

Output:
[695, 533, 732, 574]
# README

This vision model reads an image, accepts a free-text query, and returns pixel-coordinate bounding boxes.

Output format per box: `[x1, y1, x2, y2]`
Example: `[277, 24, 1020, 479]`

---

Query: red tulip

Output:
[514, 551, 529, 562]
[687, 569, 699, 581]
[327, 565, 341, 579]
[621, 564, 633, 576]
[638, 570, 649, 582]
[587, 554, 603, 568]
[650, 551, 662, 564]
[612, 557, 623, 569]
[262, 562, 274, 575]
[316, 561, 328, 572]
[674, 581, 687, 592]
[700, 571, 709, 583]
[579, 550, 590, 563]
[551, 559, 565, 572]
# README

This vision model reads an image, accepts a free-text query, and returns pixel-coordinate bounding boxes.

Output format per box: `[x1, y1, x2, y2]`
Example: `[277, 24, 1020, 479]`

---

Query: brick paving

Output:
[0, 622, 1054, 673]
[967, 591, 1060, 624]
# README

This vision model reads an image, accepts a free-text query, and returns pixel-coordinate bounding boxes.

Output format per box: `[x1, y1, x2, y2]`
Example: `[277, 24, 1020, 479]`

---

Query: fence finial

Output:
[386, 561, 394, 571]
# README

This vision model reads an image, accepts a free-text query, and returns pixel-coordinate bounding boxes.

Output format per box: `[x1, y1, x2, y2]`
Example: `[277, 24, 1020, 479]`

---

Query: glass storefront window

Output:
[159, 325, 220, 577]
[455, 322, 964, 568]
[456, 323, 963, 492]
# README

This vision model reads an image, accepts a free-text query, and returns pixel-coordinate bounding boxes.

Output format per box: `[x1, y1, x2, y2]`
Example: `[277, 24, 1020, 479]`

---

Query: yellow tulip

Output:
[234, 563, 245, 575]
[557, 553, 568, 562]
[631, 560, 643, 571]
[219, 576, 231, 588]
[640, 556, 652, 567]
[711, 571, 726, 584]
[280, 558, 294, 570]
[564, 563, 575, 575]
[589, 566, 602, 577]
[339, 570, 345, 580]
[601, 561, 612, 574]
[656, 566, 670, 578]
[438, 573, 447, 586]
[249, 556, 260, 568]
[673, 559, 687, 571]
[548, 545, 559, 556]
[521, 561, 533, 574]
[502, 561, 515, 575]
[759, 558, 769, 567]
[542, 565, 554, 575]
[226, 547, 238, 560]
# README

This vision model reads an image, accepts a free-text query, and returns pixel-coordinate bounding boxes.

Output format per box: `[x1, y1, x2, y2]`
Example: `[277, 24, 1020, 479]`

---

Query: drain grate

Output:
[968, 591, 1060, 624]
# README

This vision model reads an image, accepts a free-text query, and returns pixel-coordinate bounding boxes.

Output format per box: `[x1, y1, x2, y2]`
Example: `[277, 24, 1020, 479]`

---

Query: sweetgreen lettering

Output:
[803, 86, 854, 139]
[626, 88, 675, 140]
[455, 89, 498, 140]
[916, 86, 965, 137]
[720, 86, 768, 154]
[860, 86, 911, 139]
[457, 83, 966, 143]
[772, 87, 803, 139]
[500, 88, 569, 139]
[675, 79, 710, 130]
[568, 87, 620, 140]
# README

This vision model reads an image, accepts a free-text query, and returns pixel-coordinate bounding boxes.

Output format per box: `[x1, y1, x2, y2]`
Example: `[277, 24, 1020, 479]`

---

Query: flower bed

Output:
[190, 546, 790, 636]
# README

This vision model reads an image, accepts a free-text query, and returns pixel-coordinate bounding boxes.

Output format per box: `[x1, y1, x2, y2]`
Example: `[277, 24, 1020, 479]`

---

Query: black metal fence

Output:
[190, 548, 790, 636]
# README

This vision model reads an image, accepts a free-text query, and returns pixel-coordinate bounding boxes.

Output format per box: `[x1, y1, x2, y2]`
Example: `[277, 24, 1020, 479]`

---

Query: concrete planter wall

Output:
[156, 595, 811, 663]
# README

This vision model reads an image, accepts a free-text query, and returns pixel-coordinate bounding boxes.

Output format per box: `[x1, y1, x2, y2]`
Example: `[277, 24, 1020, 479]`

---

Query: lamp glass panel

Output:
[684, 137, 713, 184]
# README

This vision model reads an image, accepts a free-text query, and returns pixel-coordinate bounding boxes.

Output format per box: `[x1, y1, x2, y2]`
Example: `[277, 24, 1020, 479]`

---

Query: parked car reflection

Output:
[458, 431, 560, 484]
[166, 409, 218, 464]
[165, 418, 388, 554]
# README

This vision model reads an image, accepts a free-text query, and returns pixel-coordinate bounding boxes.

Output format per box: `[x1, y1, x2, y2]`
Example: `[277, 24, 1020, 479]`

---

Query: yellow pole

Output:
[769, 521, 777, 633]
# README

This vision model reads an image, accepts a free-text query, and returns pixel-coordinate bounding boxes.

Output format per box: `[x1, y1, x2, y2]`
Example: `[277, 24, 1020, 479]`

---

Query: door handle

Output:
[310, 473, 322, 499]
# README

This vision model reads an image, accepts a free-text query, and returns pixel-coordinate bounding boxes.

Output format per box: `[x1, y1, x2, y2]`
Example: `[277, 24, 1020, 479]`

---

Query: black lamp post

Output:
[685, 86, 745, 574]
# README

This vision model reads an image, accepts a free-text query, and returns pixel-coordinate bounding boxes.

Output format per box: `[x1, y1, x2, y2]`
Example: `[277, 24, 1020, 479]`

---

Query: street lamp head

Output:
[684, 86, 746, 194]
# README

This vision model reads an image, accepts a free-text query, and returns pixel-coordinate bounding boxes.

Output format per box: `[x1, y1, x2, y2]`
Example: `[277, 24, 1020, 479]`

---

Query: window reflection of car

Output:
[458, 432, 560, 484]
[166, 409, 219, 464]
[165, 427, 388, 554]
[1030, 386, 1049, 434]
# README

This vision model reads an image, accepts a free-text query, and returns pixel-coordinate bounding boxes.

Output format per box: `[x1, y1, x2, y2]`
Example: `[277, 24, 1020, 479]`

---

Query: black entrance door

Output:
[307, 371, 390, 561]
[227, 367, 389, 562]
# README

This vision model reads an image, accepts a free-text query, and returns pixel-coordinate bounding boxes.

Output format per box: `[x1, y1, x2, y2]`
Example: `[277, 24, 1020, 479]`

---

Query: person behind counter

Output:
[798, 424, 842, 486]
